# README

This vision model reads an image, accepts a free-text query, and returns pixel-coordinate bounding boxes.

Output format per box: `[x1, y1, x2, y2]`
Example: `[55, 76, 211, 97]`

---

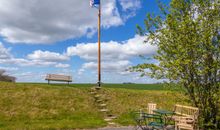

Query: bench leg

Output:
[48, 80, 50, 85]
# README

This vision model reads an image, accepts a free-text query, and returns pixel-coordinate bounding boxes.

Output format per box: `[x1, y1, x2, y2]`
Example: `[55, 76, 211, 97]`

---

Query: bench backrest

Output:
[174, 104, 199, 119]
[148, 103, 157, 114]
[45, 74, 72, 82]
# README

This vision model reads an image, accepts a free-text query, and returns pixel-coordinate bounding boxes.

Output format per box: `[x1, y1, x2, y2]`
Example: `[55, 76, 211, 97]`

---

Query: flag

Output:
[90, 0, 100, 8]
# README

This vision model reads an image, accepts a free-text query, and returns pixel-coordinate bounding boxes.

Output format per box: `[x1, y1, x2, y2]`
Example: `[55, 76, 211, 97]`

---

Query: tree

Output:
[0, 69, 16, 82]
[132, 0, 220, 129]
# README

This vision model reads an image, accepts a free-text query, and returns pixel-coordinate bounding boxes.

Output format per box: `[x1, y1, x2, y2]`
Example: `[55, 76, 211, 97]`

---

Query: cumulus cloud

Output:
[0, 0, 141, 44]
[67, 35, 157, 61]
[0, 66, 18, 72]
[27, 50, 69, 62]
[0, 58, 57, 67]
[101, 0, 123, 28]
[55, 63, 70, 68]
[0, 42, 70, 68]
[67, 35, 157, 75]
[119, 0, 141, 19]
[0, 42, 12, 59]
[79, 60, 131, 74]
[119, 0, 141, 11]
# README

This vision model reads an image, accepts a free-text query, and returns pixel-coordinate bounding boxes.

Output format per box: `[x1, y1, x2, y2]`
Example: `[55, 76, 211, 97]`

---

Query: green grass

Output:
[23, 83, 179, 91]
[0, 82, 189, 129]
[0, 82, 106, 130]
[100, 83, 166, 90]
[96, 88, 189, 125]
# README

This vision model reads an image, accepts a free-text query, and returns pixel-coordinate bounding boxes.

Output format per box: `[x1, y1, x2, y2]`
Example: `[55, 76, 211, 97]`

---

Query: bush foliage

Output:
[0, 70, 16, 82]
[132, 0, 220, 129]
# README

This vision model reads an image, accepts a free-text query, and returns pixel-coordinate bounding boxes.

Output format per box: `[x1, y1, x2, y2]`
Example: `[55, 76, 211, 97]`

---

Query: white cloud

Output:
[101, 0, 123, 28]
[80, 60, 131, 73]
[119, 0, 141, 19]
[67, 35, 157, 75]
[0, 58, 57, 67]
[27, 50, 69, 62]
[119, 0, 141, 11]
[55, 63, 70, 68]
[67, 35, 157, 61]
[0, 0, 141, 44]
[0, 66, 18, 71]
[0, 42, 12, 59]
[122, 35, 156, 56]
[0, 43, 70, 68]
[16, 59, 57, 67]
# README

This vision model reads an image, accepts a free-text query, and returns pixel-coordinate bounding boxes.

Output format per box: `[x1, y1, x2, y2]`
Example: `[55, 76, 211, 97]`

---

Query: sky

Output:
[0, 0, 170, 83]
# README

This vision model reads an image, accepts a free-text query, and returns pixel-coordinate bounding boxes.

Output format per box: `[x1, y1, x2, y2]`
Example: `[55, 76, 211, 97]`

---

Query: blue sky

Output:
[0, 0, 170, 83]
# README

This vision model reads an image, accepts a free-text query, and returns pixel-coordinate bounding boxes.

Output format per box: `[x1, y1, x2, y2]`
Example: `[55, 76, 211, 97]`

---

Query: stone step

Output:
[94, 94, 101, 98]
[100, 109, 109, 112]
[90, 92, 97, 94]
[104, 118, 112, 121]
[96, 99, 103, 103]
[91, 87, 97, 91]
[99, 104, 107, 107]
[92, 86, 101, 90]
[110, 116, 117, 119]
[107, 122, 116, 125]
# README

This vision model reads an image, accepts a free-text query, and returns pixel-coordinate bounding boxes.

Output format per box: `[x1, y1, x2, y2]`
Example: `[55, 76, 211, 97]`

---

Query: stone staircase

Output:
[90, 86, 117, 126]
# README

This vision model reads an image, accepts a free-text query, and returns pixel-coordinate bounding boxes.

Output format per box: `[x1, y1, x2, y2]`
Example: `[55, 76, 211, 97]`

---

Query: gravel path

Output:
[79, 126, 135, 130]
[97, 126, 134, 130]
[85, 125, 174, 130]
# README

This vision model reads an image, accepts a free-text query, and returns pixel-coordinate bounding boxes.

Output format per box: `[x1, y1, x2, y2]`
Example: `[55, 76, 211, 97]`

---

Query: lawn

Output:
[0, 82, 189, 129]
[25, 82, 179, 91]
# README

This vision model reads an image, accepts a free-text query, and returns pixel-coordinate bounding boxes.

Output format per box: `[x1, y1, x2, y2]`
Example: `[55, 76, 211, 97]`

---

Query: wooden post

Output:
[97, 2, 101, 87]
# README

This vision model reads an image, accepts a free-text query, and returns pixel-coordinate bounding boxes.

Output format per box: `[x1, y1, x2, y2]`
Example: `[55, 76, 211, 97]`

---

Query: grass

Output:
[23, 83, 178, 91]
[0, 82, 106, 130]
[0, 82, 189, 129]
[95, 88, 189, 125]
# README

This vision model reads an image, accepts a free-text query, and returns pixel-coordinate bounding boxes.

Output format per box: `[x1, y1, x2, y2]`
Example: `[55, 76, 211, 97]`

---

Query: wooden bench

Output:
[172, 104, 199, 130]
[45, 74, 72, 84]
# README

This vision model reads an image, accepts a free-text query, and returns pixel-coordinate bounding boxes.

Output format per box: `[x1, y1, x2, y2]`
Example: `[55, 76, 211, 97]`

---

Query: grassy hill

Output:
[0, 82, 106, 130]
[0, 82, 189, 129]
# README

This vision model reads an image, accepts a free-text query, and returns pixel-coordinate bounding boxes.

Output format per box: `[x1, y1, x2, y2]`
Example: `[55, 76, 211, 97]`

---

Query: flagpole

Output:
[97, 1, 101, 87]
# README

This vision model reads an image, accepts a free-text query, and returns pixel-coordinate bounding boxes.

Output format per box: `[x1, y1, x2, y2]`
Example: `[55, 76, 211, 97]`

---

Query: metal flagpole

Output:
[97, 0, 101, 87]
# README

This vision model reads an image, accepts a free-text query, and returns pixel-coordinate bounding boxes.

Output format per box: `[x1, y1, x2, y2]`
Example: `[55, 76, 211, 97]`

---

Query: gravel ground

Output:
[76, 126, 135, 130]
[86, 125, 174, 130]
[97, 126, 134, 130]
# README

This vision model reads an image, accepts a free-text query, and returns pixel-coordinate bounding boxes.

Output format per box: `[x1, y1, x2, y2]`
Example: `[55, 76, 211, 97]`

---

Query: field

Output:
[30, 83, 182, 91]
[0, 82, 189, 130]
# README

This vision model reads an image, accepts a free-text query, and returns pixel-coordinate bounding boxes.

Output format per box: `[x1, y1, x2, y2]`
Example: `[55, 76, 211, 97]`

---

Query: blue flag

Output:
[90, 0, 100, 8]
